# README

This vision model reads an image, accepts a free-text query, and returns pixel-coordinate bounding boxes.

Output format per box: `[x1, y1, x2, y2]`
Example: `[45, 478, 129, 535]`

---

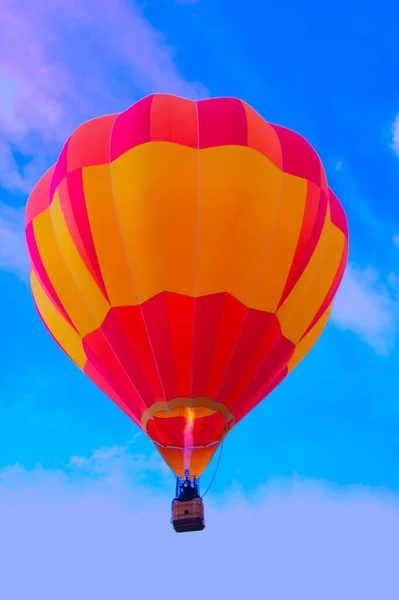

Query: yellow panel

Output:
[288, 303, 332, 372]
[197, 146, 283, 302]
[278, 217, 345, 342]
[110, 142, 199, 303]
[31, 271, 86, 369]
[33, 205, 99, 336]
[50, 194, 110, 325]
[252, 172, 308, 311]
[82, 165, 139, 306]
[60, 143, 342, 320]
[110, 142, 295, 308]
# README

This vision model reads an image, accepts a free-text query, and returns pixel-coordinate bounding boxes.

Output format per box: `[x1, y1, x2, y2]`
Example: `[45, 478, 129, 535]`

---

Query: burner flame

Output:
[183, 407, 195, 473]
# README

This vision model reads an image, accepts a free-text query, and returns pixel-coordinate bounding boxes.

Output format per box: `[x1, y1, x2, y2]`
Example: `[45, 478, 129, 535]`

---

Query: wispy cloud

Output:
[0, 0, 206, 144]
[328, 160, 399, 353]
[0, 0, 208, 276]
[0, 0, 207, 185]
[331, 263, 398, 354]
[0, 443, 397, 600]
[391, 113, 399, 155]
[332, 159, 398, 247]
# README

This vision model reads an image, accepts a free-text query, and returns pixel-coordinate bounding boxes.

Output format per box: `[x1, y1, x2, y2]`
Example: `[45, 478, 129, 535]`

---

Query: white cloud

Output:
[0, 442, 398, 600]
[331, 263, 398, 354]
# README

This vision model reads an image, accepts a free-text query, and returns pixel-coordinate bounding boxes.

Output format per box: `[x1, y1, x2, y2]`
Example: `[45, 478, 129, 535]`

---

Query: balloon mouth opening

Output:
[141, 398, 233, 478]
[140, 397, 235, 432]
[150, 405, 215, 421]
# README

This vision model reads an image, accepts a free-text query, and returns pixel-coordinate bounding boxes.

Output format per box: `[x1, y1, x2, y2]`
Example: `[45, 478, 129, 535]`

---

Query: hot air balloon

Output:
[25, 94, 348, 533]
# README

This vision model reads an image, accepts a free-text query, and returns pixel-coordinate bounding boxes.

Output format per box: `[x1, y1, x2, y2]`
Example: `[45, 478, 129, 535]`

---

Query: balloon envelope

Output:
[25, 94, 348, 478]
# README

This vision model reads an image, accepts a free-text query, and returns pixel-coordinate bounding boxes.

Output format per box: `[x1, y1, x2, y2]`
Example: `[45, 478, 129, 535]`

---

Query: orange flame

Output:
[183, 407, 195, 474]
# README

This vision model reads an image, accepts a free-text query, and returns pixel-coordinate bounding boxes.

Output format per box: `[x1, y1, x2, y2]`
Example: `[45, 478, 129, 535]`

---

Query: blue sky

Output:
[1, 0, 399, 597]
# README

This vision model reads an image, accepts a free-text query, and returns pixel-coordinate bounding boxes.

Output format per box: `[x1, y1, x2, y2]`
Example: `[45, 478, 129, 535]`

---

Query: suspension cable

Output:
[201, 441, 224, 499]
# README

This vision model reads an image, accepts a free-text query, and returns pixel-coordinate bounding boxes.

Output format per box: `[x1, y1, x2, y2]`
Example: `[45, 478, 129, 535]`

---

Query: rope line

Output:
[201, 441, 224, 499]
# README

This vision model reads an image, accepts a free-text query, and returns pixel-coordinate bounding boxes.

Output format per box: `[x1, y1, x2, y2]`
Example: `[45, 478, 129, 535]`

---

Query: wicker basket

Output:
[172, 497, 205, 532]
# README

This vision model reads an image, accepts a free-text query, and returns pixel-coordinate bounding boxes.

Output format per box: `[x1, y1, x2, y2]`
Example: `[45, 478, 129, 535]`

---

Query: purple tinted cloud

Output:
[0, 0, 208, 279]
[0, 0, 208, 201]
[0, 0, 206, 142]
[0, 443, 398, 600]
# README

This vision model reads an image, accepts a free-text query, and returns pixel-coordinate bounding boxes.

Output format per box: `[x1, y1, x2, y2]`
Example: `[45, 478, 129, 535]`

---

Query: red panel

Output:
[25, 166, 54, 226]
[150, 94, 198, 147]
[67, 114, 118, 171]
[329, 188, 348, 235]
[216, 310, 274, 404]
[77, 294, 298, 450]
[279, 182, 324, 306]
[141, 293, 179, 400]
[270, 124, 322, 186]
[49, 284, 352, 458]
[146, 418, 172, 446]
[109, 95, 154, 161]
[26, 223, 76, 331]
[83, 328, 150, 416]
[65, 169, 108, 299]
[87, 311, 162, 407]
[225, 316, 290, 411]
[243, 102, 283, 169]
[300, 187, 328, 266]
[319, 164, 328, 196]
[50, 116, 120, 196]
[106, 306, 165, 401]
[50, 139, 69, 200]
[197, 98, 248, 148]
[205, 294, 248, 398]
[231, 336, 295, 422]
[191, 293, 227, 397]
[192, 412, 219, 451]
[191, 412, 226, 447]
[165, 293, 195, 398]
[57, 178, 101, 294]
